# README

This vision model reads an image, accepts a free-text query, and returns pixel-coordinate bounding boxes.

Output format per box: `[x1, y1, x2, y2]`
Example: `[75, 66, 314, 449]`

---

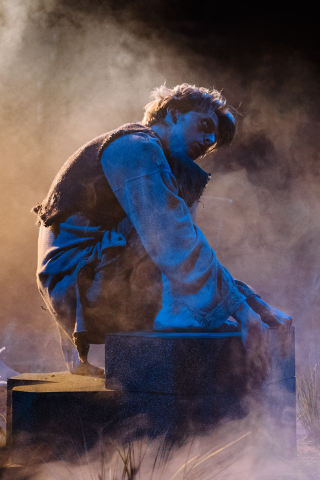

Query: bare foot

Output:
[70, 360, 105, 377]
[59, 330, 104, 377]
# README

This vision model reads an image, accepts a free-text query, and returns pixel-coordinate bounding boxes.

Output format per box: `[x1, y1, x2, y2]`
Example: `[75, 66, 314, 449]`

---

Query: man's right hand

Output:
[233, 302, 271, 387]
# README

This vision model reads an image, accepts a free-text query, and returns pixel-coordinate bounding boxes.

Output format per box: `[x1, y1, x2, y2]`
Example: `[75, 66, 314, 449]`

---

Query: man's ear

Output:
[167, 108, 180, 124]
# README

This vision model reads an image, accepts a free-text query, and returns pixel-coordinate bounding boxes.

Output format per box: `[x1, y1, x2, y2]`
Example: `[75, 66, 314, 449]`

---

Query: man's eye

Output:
[201, 120, 210, 131]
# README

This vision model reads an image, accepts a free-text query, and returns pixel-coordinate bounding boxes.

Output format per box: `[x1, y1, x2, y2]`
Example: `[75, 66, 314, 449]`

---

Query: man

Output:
[34, 84, 292, 378]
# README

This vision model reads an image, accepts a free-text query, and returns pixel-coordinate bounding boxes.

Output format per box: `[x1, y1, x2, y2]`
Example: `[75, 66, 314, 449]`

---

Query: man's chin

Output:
[168, 148, 195, 162]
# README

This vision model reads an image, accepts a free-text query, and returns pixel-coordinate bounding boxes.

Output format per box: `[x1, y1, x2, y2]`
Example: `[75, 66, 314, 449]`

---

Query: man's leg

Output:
[57, 324, 104, 377]
[57, 243, 161, 375]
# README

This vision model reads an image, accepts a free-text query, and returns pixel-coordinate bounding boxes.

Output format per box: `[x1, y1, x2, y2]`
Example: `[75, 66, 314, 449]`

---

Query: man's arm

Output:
[101, 133, 246, 326]
[234, 279, 260, 300]
[101, 133, 272, 380]
[190, 203, 290, 358]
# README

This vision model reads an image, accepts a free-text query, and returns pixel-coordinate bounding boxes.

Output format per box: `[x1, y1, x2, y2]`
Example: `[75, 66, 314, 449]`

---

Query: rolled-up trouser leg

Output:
[57, 323, 82, 370]
[81, 248, 162, 342]
[73, 332, 90, 362]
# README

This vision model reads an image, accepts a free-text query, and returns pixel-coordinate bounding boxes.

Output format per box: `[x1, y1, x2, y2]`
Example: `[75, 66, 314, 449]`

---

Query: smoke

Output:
[3, 405, 311, 479]
[1, 4, 320, 480]
[196, 51, 320, 366]
[0, 0, 210, 372]
[0, 0, 319, 399]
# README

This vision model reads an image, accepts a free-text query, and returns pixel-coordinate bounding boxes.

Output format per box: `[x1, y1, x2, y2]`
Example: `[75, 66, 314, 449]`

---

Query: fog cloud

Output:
[0, 0, 319, 371]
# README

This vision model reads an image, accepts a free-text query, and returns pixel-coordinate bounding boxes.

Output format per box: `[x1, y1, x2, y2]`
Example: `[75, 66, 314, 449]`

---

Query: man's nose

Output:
[204, 133, 215, 147]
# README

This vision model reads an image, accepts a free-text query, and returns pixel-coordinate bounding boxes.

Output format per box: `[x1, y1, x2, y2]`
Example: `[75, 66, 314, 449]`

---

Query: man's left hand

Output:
[246, 297, 292, 357]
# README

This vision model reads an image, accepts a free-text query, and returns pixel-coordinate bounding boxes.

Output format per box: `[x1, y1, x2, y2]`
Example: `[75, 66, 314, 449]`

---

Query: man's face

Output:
[167, 110, 218, 160]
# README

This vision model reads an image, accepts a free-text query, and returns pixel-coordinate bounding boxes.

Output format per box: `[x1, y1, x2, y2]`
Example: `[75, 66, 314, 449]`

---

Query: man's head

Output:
[142, 83, 236, 160]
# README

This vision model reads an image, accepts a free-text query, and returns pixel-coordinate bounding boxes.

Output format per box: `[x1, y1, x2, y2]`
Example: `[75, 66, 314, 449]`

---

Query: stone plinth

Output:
[106, 331, 247, 395]
[105, 329, 295, 393]
[6, 328, 295, 466]
[105, 328, 296, 456]
[6, 372, 122, 465]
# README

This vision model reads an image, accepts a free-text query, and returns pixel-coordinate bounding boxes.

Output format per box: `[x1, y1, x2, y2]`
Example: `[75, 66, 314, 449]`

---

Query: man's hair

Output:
[142, 83, 236, 151]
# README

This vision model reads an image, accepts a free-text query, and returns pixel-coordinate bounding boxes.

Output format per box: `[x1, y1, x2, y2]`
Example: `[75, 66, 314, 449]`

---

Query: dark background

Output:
[0, 0, 319, 372]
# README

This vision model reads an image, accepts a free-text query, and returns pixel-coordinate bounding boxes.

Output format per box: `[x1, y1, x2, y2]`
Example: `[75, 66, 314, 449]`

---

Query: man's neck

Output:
[149, 123, 170, 150]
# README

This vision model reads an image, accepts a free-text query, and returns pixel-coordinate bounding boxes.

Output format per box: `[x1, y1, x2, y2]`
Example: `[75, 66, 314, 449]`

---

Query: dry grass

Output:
[297, 361, 320, 443]
[37, 429, 252, 480]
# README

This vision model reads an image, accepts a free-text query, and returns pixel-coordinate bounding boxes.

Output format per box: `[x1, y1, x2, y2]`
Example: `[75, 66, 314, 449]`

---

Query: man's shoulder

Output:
[110, 130, 163, 153]
[72, 124, 161, 159]
[101, 128, 170, 181]
[103, 130, 166, 166]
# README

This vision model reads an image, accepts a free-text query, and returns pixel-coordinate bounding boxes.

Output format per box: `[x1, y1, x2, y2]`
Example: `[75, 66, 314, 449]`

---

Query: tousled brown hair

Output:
[142, 83, 236, 151]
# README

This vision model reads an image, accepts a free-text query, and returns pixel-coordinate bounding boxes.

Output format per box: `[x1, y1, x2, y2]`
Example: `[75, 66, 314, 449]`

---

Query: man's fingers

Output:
[246, 322, 271, 386]
[260, 306, 293, 335]
[276, 319, 292, 357]
[242, 304, 292, 386]
[238, 304, 273, 387]
[246, 353, 270, 387]
[246, 352, 261, 384]
[261, 313, 282, 329]
[276, 323, 286, 355]
[275, 314, 292, 334]
[261, 321, 271, 363]
[261, 321, 270, 344]
[260, 352, 271, 380]
[254, 351, 270, 381]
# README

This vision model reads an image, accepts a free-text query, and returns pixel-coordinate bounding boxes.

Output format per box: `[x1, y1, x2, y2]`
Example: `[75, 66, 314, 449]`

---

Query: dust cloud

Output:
[0, 0, 319, 375]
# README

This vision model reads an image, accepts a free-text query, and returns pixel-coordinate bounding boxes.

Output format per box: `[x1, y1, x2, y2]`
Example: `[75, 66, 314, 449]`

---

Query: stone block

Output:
[105, 328, 296, 456]
[105, 328, 295, 395]
[6, 328, 295, 466]
[6, 372, 122, 465]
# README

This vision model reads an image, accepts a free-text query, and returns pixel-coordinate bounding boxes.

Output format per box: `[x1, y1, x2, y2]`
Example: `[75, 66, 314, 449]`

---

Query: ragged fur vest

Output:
[33, 123, 210, 229]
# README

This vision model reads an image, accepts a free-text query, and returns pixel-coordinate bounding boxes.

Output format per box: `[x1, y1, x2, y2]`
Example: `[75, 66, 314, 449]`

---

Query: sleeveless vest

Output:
[33, 123, 210, 229]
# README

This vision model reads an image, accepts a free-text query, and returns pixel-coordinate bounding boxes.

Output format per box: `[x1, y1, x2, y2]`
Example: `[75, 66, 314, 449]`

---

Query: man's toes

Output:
[86, 363, 105, 377]
[70, 361, 105, 377]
